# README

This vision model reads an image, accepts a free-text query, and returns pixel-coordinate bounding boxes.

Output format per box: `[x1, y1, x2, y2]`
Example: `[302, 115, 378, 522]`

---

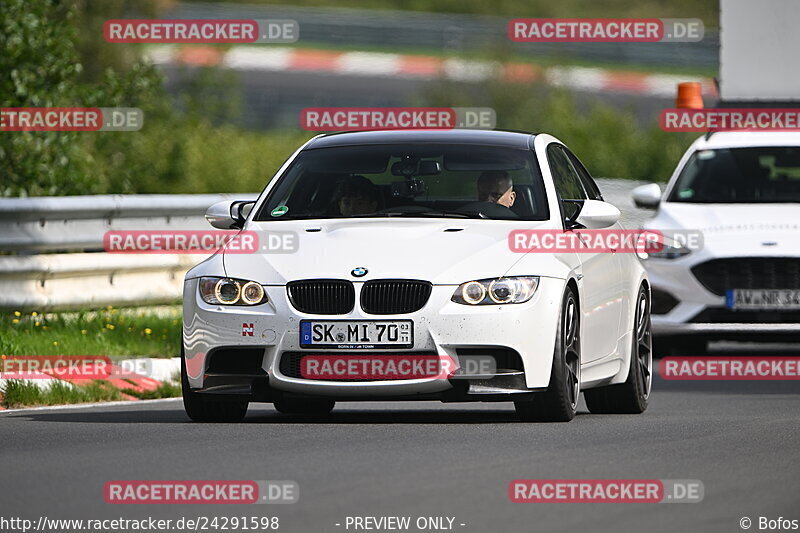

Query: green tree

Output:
[0, 0, 167, 196]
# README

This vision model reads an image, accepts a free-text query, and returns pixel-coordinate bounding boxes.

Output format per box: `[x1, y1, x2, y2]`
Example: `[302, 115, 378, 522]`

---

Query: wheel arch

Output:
[566, 277, 580, 307]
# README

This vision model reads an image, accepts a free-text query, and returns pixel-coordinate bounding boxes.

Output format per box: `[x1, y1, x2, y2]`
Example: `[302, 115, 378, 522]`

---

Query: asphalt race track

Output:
[2, 356, 799, 533]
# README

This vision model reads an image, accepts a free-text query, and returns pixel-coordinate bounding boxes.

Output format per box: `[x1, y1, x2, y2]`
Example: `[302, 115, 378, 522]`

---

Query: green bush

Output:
[94, 121, 311, 194]
[2, 0, 696, 196]
[1, 0, 168, 196]
[0, 0, 312, 197]
[427, 80, 695, 181]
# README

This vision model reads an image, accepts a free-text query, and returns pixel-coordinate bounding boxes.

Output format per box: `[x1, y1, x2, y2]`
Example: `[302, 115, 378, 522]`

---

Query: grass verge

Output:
[2, 380, 122, 408]
[0, 379, 181, 408]
[1, 306, 182, 358]
[1, 307, 184, 408]
[122, 380, 182, 401]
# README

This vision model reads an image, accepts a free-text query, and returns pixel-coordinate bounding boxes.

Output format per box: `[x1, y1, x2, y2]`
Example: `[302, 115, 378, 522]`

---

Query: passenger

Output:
[337, 175, 381, 216]
[477, 170, 516, 208]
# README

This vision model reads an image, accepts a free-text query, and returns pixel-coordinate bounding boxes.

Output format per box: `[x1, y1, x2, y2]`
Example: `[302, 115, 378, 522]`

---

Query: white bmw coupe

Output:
[182, 130, 651, 422]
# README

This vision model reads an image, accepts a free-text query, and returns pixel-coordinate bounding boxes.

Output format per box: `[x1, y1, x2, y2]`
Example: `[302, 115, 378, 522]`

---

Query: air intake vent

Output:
[691, 258, 800, 296]
[287, 279, 355, 314]
[360, 279, 432, 315]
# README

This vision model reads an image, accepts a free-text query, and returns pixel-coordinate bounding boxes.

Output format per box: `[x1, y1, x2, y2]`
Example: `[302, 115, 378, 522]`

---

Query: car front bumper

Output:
[646, 256, 800, 338]
[182, 276, 565, 398]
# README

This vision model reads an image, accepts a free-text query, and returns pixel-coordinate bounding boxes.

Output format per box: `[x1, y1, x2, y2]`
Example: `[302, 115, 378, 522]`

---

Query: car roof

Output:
[304, 129, 536, 150]
[693, 131, 800, 150]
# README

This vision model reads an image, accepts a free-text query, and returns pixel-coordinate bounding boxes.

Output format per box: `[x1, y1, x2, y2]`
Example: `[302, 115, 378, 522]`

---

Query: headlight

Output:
[199, 277, 268, 306]
[451, 276, 539, 305]
[641, 242, 692, 260]
[241, 281, 265, 305]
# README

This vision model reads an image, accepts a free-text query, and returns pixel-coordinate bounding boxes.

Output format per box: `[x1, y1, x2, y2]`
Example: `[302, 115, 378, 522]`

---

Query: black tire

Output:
[273, 398, 335, 416]
[181, 352, 248, 423]
[515, 286, 580, 422]
[584, 285, 652, 414]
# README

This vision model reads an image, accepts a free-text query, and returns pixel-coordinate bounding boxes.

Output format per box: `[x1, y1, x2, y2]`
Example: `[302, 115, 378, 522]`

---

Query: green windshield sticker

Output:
[678, 189, 694, 198]
[271, 205, 289, 217]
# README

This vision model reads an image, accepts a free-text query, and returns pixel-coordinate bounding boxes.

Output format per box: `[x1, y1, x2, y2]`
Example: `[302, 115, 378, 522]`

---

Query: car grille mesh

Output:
[360, 280, 432, 314]
[691, 258, 800, 296]
[287, 279, 355, 314]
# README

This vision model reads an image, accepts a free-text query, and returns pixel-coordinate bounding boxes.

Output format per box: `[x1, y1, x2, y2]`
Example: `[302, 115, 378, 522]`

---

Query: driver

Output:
[477, 170, 516, 208]
[337, 175, 381, 216]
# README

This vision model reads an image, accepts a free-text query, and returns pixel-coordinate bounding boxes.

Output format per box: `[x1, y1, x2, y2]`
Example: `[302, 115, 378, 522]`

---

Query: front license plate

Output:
[726, 289, 800, 310]
[300, 320, 413, 349]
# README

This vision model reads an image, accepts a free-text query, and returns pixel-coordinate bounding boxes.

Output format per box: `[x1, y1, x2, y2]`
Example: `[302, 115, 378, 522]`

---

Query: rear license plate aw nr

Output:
[300, 320, 413, 349]
[726, 289, 800, 310]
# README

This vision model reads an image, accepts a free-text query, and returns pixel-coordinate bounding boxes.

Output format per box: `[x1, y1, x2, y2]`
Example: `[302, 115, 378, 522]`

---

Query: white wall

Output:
[720, 0, 800, 101]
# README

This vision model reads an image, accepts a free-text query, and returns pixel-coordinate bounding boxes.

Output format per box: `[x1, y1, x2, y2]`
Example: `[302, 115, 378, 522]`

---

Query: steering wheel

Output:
[455, 201, 520, 220]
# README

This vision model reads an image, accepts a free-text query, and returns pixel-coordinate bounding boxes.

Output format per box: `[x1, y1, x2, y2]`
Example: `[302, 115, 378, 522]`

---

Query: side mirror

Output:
[631, 183, 662, 209]
[569, 199, 620, 229]
[205, 200, 254, 229]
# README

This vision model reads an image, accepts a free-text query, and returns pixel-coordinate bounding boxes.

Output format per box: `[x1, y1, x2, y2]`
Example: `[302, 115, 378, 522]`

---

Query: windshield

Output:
[668, 146, 800, 203]
[254, 143, 549, 221]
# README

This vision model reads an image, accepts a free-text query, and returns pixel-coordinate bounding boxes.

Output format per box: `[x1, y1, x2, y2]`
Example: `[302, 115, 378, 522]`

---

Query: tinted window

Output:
[548, 144, 588, 201]
[565, 149, 603, 201]
[668, 146, 800, 203]
[254, 144, 550, 221]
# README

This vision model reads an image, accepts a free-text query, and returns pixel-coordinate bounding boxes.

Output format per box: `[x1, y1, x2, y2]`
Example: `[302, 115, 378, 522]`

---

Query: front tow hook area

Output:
[447, 369, 544, 397]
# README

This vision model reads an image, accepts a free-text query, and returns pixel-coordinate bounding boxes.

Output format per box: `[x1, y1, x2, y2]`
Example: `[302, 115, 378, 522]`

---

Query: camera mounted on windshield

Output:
[390, 156, 441, 197]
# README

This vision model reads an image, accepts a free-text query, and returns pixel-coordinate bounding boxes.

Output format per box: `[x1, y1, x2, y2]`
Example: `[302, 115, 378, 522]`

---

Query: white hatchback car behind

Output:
[632, 132, 800, 354]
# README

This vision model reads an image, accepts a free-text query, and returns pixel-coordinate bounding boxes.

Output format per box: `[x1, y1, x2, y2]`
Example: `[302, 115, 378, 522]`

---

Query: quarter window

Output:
[547, 144, 588, 201]
[565, 149, 603, 201]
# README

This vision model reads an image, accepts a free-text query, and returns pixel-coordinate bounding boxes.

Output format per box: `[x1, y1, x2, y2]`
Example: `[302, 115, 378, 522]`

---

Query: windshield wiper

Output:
[270, 211, 488, 220]
[413, 210, 486, 219]
[353, 210, 486, 219]
[264, 213, 405, 220]
[347, 212, 421, 218]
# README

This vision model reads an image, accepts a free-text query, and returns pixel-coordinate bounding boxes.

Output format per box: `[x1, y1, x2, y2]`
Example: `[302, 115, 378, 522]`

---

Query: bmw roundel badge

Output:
[351, 267, 368, 277]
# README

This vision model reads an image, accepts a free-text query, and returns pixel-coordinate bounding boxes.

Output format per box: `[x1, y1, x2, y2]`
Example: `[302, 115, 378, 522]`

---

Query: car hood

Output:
[222, 218, 554, 285]
[647, 203, 800, 256]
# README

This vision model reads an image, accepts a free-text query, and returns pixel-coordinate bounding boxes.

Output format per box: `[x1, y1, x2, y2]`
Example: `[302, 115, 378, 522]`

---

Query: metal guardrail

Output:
[170, 2, 719, 69]
[0, 193, 257, 310]
[0, 194, 257, 252]
[0, 181, 647, 310]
